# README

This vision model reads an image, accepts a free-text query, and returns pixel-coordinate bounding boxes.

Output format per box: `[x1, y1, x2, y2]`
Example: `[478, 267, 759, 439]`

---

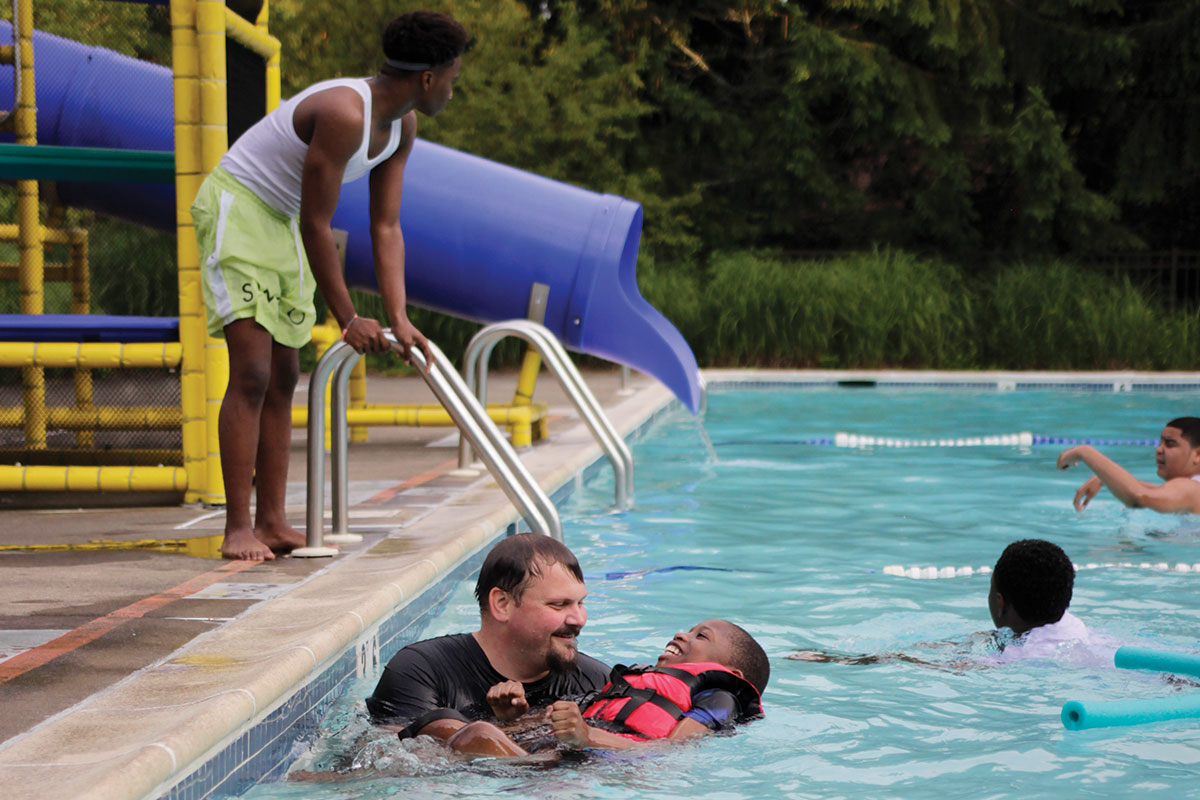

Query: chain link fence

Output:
[0, 3, 180, 464]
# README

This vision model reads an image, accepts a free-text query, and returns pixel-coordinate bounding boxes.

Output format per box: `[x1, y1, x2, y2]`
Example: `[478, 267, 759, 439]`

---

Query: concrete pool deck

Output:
[0, 366, 673, 800]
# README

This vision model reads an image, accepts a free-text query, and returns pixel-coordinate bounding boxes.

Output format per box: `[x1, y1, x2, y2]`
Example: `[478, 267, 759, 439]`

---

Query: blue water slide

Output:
[0, 23, 702, 412]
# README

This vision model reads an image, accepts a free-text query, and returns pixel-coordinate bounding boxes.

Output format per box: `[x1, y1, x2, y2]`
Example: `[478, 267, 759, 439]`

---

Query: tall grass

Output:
[642, 250, 1200, 370]
[645, 249, 977, 368]
[979, 262, 1200, 369]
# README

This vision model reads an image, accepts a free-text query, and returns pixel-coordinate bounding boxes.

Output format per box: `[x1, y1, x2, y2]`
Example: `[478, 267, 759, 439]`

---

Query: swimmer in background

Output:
[447, 619, 769, 757]
[789, 539, 1100, 666]
[1057, 417, 1200, 514]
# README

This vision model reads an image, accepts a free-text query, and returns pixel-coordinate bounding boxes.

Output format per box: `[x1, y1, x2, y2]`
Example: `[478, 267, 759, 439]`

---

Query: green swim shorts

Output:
[190, 166, 317, 349]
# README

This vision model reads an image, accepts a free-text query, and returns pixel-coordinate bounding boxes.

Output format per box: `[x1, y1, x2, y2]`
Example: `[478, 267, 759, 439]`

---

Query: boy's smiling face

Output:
[658, 619, 739, 669]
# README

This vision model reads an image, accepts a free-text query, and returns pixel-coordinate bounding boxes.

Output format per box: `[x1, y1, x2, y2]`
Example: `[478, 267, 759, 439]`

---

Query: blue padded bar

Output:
[0, 314, 179, 342]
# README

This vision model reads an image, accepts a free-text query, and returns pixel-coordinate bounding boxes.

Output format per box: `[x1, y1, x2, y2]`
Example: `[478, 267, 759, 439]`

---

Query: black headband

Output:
[385, 58, 433, 71]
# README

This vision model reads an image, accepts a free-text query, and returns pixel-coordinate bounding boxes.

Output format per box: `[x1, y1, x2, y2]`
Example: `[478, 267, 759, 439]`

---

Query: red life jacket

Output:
[581, 662, 763, 741]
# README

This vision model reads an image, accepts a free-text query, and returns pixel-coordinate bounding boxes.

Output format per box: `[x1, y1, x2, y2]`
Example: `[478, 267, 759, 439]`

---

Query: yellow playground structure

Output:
[0, 0, 549, 503]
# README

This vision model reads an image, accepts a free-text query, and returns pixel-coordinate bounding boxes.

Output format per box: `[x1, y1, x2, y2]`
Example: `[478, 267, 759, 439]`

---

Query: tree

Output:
[561, 1, 1198, 258]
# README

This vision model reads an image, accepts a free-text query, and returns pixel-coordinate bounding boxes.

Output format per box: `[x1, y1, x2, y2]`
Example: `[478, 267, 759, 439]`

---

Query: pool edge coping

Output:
[702, 368, 1200, 389]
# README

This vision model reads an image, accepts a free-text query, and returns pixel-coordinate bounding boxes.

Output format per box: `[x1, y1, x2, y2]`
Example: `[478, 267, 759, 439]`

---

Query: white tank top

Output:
[219, 77, 404, 217]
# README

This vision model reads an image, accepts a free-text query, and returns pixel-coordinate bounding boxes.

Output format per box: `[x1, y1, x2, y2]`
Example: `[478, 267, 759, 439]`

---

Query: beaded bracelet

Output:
[340, 314, 360, 341]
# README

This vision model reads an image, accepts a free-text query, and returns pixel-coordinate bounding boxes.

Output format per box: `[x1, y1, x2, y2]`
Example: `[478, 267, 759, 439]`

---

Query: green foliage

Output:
[30, 0, 171, 63]
[86, 217, 178, 317]
[239, 1, 1200, 260]
[641, 249, 1200, 370]
[553, 1, 1200, 256]
[978, 261, 1197, 370]
[16, 0, 1200, 376]
[650, 248, 976, 368]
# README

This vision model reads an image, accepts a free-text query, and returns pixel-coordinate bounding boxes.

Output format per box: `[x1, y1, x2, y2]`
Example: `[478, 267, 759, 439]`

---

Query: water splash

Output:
[691, 417, 719, 464]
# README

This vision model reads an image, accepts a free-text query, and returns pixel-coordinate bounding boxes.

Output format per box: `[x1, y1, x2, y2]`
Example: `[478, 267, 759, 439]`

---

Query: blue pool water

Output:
[245, 387, 1200, 799]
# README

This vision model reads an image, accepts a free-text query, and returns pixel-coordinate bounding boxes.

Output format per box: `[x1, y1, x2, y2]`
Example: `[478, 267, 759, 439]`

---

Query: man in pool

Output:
[365, 534, 610, 745]
[444, 619, 769, 756]
[1057, 416, 1200, 514]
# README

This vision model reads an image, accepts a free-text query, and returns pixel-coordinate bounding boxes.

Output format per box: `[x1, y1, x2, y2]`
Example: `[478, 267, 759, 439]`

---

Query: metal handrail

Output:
[327, 350, 359, 543]
[461, 320, 634, 510]
[298, 340, 351, 557]
[300, 334, 561, 556]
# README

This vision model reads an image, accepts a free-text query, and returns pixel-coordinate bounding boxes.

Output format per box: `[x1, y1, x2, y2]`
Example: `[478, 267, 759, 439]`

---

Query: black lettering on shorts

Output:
[287, 309, 306, 326]
[242, 282, 254, 303]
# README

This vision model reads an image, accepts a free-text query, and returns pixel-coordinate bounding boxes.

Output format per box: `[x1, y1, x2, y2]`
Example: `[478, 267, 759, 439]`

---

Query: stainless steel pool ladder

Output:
[460, 319, 634, 510]
[297, 332, 562, 557]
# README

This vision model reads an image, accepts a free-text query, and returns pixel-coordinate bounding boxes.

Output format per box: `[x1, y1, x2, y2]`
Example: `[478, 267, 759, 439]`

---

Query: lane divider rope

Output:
[882, 562, 1200, 579]
[711, 434, 1158, 448]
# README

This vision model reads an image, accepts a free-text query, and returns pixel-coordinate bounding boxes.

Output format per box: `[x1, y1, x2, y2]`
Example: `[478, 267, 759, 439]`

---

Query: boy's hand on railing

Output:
[340, 314, 389, 354]
[388, 317, 432, 371]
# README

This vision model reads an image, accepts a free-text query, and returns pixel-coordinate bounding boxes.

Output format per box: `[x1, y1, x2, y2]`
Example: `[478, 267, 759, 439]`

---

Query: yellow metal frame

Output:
[0, 224, 95, 446]
[173, 0, 280, 503]
[0, 0, 280, 495]
[0, 464, 186, 492]
[289, 401, 548, 449]
[0, 448, 182, 466]
[12, 0, 44, 451]
[0, 405, 182, 429]
[0, 342, 182, 368]
[0, 0, 554, 494]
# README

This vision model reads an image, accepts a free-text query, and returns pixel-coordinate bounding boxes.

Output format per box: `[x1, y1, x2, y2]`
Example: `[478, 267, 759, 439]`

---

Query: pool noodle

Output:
[1061, 647, 1200, 731]
[1113, 646, 1200, 679]
[1061, 695, 1200, 731]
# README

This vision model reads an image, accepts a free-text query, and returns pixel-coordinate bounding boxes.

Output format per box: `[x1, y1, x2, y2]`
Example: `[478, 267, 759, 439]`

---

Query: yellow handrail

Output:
[0, 342, 183, 368]
[0, 464, 186, 491]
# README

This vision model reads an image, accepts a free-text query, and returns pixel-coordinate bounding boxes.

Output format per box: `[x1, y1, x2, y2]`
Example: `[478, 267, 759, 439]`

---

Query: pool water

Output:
[246, 388, 1200, 799]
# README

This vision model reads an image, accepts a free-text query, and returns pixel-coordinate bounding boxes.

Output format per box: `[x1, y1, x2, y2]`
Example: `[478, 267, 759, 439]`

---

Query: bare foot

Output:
[253, 522, 307, 555]
[221, 527, 275, 561]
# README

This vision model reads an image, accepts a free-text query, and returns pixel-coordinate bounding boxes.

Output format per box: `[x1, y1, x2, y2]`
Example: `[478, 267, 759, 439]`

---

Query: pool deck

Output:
[0, 366, 673, 800]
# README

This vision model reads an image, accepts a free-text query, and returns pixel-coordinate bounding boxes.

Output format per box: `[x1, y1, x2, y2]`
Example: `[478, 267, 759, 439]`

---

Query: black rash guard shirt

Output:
[366, 632, 610, 735]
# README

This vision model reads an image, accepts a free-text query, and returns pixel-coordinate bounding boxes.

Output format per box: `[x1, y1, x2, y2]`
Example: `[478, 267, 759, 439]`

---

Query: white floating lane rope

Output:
[882, 562, 1200, 579]
[836, 432, 1034, 448]
[712, 434, 1158, 448]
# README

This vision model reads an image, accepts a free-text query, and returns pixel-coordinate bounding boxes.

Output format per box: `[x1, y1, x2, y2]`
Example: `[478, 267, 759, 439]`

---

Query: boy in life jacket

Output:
[447, 618, 768, 756]
[549, 618, 769, 749]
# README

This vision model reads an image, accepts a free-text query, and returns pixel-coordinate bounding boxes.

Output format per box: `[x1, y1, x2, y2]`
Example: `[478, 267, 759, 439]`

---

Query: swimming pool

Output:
[245, 386, 1200, 799]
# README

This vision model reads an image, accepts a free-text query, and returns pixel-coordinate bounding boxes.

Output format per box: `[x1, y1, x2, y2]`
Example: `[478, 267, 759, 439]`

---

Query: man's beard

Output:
[545, 625, 581, 672]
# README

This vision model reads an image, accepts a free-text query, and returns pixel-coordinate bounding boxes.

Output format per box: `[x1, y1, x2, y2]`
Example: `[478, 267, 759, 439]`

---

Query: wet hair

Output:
[1167, 417, 1200, 449]
[474, 533, 584, 612]
[382, 10, 468, 71]
[992, 539, 1074, 627]
[721, 620, 770, 695]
